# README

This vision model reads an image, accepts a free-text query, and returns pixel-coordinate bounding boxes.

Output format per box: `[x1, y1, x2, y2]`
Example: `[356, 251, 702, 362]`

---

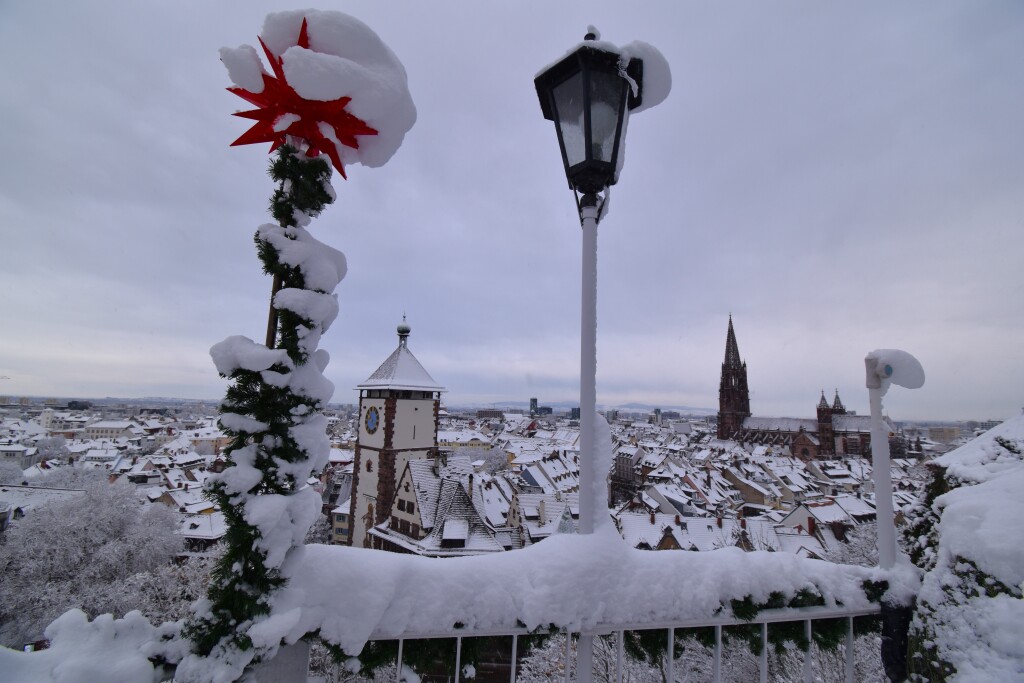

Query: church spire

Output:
[724, 314, 742, 367]
[718, 315, 751, 439]
[832, 389, 845, 413]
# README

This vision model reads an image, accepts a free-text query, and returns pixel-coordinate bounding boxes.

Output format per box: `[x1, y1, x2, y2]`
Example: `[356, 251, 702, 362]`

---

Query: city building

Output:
[347, 320, 445, 549]
[716, 317, 886, 456]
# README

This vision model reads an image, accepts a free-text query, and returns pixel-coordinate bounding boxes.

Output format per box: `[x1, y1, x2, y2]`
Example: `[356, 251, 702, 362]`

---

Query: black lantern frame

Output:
[535, 36, 644, 198]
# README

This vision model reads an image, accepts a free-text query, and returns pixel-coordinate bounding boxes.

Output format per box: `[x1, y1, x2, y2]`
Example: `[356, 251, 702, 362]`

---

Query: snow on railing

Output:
[348, 604, 880, 683]
[1, 531, 909, 682]
[238, 530, 913, 683]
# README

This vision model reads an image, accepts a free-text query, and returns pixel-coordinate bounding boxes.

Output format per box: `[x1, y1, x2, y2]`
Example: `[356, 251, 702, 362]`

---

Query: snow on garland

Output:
[171, 10, 416, 682]
[220, 9, 416, 176]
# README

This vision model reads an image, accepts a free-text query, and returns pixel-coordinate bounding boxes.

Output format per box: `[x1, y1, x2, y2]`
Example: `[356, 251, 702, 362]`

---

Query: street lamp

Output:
[535, 31, 644, 539]
[535, 30, 643, 200]
[536, 31, 645, 683]
[864, 348, 924, 679]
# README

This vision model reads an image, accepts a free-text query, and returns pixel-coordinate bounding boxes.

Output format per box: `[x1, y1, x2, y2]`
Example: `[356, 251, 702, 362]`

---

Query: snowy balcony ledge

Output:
[257, 529, 917, 659]
[2, 526, 916, 683]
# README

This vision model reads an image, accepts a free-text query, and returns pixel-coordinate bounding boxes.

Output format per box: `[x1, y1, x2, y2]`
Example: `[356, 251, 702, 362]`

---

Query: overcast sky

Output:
[1, 1, 1022, 422]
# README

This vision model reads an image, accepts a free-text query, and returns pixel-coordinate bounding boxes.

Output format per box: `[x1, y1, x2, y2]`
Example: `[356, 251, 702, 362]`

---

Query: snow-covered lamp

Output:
[534, 30, 643, 196]
[865, 349, 925, 570]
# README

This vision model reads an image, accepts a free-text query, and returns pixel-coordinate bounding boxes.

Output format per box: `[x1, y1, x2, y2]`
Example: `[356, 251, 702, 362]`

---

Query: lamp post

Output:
[536, 32, 644, 683]
[535, 30, 643, 534]
[865, 349, 924, 682]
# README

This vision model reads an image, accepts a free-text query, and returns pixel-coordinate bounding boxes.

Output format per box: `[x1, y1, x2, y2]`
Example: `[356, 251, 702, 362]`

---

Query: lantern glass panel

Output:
[588, 70, 625, 164]
[553, 72, 585, 168]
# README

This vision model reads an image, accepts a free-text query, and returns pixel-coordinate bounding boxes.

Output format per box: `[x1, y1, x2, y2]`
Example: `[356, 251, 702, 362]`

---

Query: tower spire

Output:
[397, 314, 410, 348]
[724, 314, 742, 367]
[832, 388, 845, 412]
[718, 315, 751, 439]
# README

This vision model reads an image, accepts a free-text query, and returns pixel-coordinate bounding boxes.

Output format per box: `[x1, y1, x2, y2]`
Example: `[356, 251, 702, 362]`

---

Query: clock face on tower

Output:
[365, 406, 380, 435]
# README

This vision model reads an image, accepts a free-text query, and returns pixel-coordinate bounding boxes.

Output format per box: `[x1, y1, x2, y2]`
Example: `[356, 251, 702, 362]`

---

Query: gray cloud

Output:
[1, 1, 1021, 421]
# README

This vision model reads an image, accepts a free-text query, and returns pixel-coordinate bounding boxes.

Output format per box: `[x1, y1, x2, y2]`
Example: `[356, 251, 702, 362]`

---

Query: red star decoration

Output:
[227, 18, 377, 178]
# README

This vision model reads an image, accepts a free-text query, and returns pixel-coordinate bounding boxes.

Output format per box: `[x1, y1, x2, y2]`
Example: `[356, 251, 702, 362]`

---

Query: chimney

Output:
[649, 512, 656, 525]
[674, 514, 681, 526]
[716, 517, 722, 528]
[740, 518, 746, 529]
[808, 517, 817, 535]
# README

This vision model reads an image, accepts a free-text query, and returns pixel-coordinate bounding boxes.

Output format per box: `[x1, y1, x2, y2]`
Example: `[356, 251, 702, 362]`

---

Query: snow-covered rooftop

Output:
[357, 323, 444, 392]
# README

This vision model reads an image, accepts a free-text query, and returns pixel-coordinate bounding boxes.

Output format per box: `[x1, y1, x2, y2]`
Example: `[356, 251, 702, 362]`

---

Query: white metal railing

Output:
[356, 603, 881, 683]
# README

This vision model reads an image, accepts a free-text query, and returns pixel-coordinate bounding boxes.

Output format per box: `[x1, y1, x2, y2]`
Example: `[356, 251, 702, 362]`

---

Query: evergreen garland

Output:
[185, 144, 336, 666]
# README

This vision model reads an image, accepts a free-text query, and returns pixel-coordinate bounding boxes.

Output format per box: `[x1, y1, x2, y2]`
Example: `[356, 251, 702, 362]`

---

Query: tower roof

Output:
[723, 315, 743, 367]
[832, 390, 845, 411]
[357, 319, 445, 392]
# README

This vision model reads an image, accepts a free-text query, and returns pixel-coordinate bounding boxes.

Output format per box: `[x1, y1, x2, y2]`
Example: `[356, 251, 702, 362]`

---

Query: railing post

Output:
[846, 616, 855, 683]
[455, 637, 463, 683]
[564, 632, 572, 683]
[616, 631, 624, 683]
[713, 625, 722, 683]
[579, 634, 594, 683]
[759, 623, 768, 683]
[665, 628, 674, 683]
[510, 634, 518, 683]
[803, 620, 813, 683]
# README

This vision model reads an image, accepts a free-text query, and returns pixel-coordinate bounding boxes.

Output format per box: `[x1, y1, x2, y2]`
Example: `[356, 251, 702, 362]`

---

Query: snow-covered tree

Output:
[33, 436, 68, 462]
[516, 629, 884, 683]
[825, 521, 879, 567]
[305, 511, 332, 545]
[32, 465, 106, 489]
[0, 460, 24, 485]
[0, 476, 184, 648]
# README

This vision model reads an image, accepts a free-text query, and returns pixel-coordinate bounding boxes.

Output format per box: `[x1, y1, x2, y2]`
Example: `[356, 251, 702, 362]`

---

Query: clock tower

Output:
[348, 319, 444, 548]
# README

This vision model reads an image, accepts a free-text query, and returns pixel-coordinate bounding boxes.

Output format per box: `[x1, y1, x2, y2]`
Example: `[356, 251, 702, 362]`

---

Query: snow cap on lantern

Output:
[220, 9, 416, 172]
[865, 348, 925, 395]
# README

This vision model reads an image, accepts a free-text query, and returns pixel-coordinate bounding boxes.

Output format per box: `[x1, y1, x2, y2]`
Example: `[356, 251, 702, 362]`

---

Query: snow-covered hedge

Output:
[905, 411, 1024, 682]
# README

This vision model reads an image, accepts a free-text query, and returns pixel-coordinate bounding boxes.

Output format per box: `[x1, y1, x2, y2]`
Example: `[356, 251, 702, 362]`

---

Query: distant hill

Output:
[447, 400, 715, 417]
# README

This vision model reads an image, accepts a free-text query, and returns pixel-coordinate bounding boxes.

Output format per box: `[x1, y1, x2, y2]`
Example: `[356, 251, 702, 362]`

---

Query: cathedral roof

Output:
[357, 320, 445, 392]
[742, 416, 819, 433]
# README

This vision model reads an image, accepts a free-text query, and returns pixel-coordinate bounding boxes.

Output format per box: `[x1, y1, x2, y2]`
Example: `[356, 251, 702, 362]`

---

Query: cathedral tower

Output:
[348, 319, 444, 548]
[717, 316, 751, 439]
